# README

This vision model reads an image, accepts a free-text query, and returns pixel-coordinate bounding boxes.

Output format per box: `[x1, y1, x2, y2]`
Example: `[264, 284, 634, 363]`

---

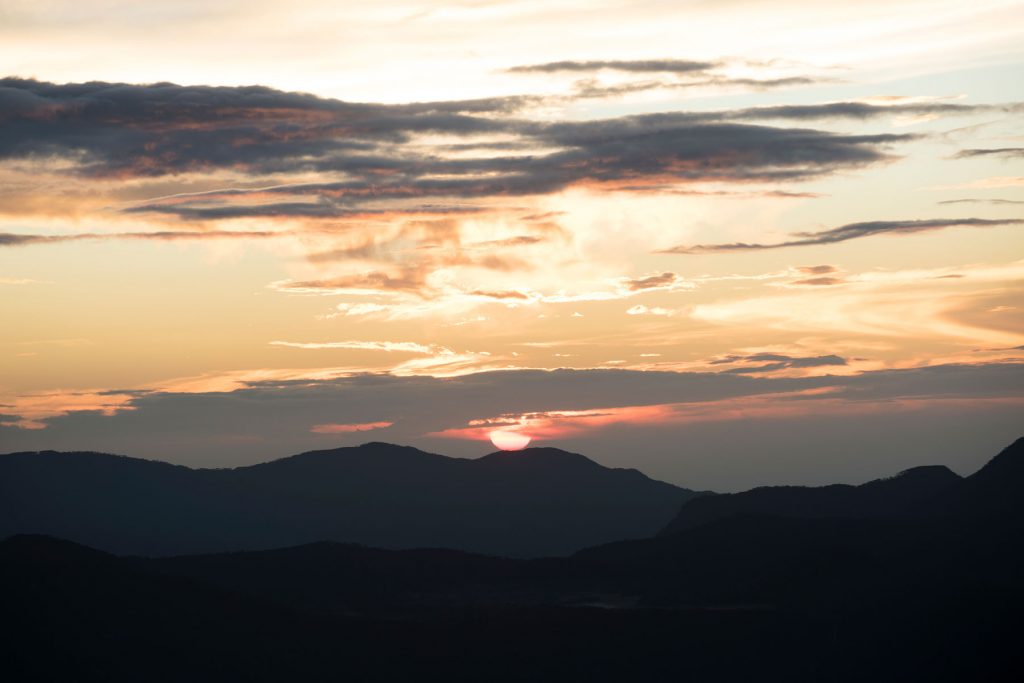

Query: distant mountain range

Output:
[0, 442, 697, 557]
[3, 437, 1022, 682]
[658, 463, 961, 535]
[128, 436, 1024, 612]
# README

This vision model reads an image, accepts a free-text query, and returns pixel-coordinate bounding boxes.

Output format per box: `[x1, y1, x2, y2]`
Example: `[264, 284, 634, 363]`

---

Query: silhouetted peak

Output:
[968, 436, 1024, 483]
[1, 449, 189, 471]
[265, 442, 448, 467]
[4, 449, 125, 460]
[478, 446, 602, 469]
[360, 441, 423, 451]
[885, 465, 961, 484]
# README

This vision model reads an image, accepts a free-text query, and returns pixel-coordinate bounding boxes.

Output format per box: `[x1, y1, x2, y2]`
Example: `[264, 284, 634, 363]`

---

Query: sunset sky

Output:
[2, 0, 1022, 489]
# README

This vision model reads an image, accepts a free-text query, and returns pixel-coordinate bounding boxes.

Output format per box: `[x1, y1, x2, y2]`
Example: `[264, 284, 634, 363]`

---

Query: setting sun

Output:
[489, 431, 532, 451]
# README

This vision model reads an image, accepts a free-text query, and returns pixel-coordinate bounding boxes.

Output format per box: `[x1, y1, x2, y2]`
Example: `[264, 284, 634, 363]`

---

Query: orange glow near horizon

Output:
[435, 394, 1024, 445]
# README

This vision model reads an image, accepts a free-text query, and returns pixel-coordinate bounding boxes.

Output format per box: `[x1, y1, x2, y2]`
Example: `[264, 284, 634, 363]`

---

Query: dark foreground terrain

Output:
[3, 437, 1023, 681]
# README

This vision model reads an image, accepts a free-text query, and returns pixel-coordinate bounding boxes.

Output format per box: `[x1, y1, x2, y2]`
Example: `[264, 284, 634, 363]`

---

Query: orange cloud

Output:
[430, 391, 1024, 442]
[310, 421, 393, 434]
[0, 390, 138, 429]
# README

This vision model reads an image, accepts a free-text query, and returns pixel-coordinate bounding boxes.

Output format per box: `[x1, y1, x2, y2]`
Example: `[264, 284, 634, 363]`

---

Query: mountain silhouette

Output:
[577, 436, 1024, 612]
[945, 436, 1024, 520]
[0, 442, 697, 557]
[2, 437, 1023, 681]
[659, 462, 961, 535]
[121, 437, 1024, 617]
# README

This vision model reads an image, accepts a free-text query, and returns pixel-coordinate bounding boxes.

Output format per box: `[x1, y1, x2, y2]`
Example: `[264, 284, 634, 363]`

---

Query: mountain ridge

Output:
[659, 454, 964, 536]
[0, 442, 697, 558]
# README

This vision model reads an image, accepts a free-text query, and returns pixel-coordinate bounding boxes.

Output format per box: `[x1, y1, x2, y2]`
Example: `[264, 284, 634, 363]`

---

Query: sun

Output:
[489, 430, 532, 451]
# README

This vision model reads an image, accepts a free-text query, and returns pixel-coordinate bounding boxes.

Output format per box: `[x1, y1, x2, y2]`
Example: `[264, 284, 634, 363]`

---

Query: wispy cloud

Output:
[270, 340, 444, 354]
[0, 230, 281, 247]
[620, 272, 693, 292]
[506, 58, 720, 74]
[310, 421, 392, 434]
[626, 304, 680, 317]
[952, 147, 1024, 159]
[712, 353, 848, 374]
[937, 198, 1024, 205]
[661, 218, 1024, 253]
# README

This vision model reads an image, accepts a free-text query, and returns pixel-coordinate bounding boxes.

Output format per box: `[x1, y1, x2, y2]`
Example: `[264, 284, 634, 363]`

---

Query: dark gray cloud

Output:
[662, 218, 1024, 253]
[0, 79, 910, 222]
[952, 147, 1024, 159]
[0, 77, 518, 178]
[2, 362, 1021, 490]
[727, 101, 1023, 121]
[124, 199, 485, 221]
[0, 78, 1008, 205]
[120, 121, 905, 221]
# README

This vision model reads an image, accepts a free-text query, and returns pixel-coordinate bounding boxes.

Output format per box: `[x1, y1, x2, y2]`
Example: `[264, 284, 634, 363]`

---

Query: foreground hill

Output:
[0, 442, 696, 557]
[0, 535, 864, 683]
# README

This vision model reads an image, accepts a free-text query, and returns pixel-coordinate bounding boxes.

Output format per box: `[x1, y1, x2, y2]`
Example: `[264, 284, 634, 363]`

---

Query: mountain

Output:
[7, 533, 1022, 683]
[946, 436, 1024, 520]
[3, 438, 1022, 681]
[136, 436, 1024, 616]
[582, 436, 1024, 609]
[0, 442, 697, 557]
[659, 461, 961, 536]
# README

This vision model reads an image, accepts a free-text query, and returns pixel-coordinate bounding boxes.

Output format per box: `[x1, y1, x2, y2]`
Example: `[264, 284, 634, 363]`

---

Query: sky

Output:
[1, 0, 1023, 490]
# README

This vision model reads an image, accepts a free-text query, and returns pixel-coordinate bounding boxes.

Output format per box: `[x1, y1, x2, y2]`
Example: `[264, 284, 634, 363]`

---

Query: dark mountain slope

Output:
[660, 461, 960, 536]
[946, 436, 1024, 520]
[0, 534, 856, 683]
[0, 443, 696, 557]
[144, 541, 578, 615]
[0, 534, 393, 682]
[7, 533, 1022, 683]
